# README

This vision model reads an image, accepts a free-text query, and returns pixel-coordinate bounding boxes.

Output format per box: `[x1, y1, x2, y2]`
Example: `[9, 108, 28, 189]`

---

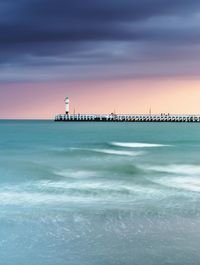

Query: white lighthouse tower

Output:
[65, 97, 70, 115]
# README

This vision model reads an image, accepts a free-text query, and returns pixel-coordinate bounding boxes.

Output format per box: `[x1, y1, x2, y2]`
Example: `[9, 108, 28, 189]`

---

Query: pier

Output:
[55, 113, 200, 122]
[55, 97, 200, 122]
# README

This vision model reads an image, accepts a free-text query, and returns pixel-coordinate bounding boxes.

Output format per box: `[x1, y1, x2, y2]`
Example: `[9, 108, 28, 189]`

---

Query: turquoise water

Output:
[1, 120, 200, 265]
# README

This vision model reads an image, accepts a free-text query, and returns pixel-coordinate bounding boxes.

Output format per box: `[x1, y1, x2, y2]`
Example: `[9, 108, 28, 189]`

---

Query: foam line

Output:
[111, 142, 169, 148]
[148, 165, 200, 175]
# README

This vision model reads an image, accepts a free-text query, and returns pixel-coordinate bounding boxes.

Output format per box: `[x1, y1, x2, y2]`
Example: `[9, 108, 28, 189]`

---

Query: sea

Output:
[0, 120, 200, 265]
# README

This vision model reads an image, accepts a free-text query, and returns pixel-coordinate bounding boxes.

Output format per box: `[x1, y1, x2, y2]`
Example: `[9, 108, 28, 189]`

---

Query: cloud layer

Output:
[1, 0, 200, 81]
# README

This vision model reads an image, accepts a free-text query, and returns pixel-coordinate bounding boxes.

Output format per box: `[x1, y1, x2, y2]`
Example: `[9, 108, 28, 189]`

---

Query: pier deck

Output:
[55, 114, 200, 122]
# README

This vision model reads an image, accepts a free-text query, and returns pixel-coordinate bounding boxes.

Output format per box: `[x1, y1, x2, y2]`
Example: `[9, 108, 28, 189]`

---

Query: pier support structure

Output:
[55, 113, 200, 122]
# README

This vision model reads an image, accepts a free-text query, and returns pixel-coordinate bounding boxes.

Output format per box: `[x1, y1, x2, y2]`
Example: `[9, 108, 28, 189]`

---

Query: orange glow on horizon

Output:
[1, 78, 200, 119]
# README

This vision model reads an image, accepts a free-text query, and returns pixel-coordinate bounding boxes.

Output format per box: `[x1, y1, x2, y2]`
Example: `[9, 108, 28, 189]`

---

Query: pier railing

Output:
[55, 114, 200, 122]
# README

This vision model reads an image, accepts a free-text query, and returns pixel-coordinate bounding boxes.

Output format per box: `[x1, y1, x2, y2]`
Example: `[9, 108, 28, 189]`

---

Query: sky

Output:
[1, 0, 200, 118]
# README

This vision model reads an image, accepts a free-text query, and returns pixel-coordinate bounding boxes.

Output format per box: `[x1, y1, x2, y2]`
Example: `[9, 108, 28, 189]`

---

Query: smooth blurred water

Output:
[1, 120, 200, 265]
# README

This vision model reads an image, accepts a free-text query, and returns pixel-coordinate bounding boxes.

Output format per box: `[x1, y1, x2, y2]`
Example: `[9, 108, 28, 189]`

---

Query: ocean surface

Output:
[0, 120, 200, 265]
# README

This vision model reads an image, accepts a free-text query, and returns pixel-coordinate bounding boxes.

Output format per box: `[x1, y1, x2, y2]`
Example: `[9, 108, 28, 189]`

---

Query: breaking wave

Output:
[0, 180, 164, 206]
[89, 148, 142, 156]
[111, 142, 170, 148]
[148, 164, 200, 175]
[152, 176, 200, 192]
[54, 170, 97, 179]
[70, 147, 142, 156]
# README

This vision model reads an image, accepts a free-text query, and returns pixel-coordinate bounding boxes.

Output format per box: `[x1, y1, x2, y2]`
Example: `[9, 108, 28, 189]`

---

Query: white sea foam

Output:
[148, 165, 200, 175]
[0, 191, 94, 205]
[91, 149, 142, 156]
[0, 180, 164, 205]
[36, 180, 164, 200]
[111, 142, 169, 148]
[70, 147, 142, 156]
[37, 180, 111, 190]
[0, 182, 162, 207]
[153, 176, 200, 192]
[54, 170, 97, 178]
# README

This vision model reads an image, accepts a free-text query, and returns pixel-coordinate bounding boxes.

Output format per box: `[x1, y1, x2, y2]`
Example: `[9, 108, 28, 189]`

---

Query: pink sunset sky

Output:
[1, 0, 200, 119]
[1, 78, 200, 119]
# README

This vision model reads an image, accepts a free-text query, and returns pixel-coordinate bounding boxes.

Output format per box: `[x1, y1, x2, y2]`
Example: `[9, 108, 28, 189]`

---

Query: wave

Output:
[70, 147, 142, 157]
[111, 142, 170, 148]
[0, 181, 164, 205]
[37, 181, 163, 199]
[90, 149, 142, 156]
[153, 176, 200, 192]
[0, 191, 93, 205]
[37, 180, 119, 191]
[54, 170, 97, 179]
[148, 165, 200, 175]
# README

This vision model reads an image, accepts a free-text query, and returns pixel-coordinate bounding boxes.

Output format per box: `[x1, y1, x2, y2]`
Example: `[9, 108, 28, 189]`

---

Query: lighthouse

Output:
[65, 97, 69, 115]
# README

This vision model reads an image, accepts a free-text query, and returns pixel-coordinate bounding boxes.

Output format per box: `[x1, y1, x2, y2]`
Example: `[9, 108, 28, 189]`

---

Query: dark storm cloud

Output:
[0, 0, 200, 81]
[1, 0, 200, 44]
